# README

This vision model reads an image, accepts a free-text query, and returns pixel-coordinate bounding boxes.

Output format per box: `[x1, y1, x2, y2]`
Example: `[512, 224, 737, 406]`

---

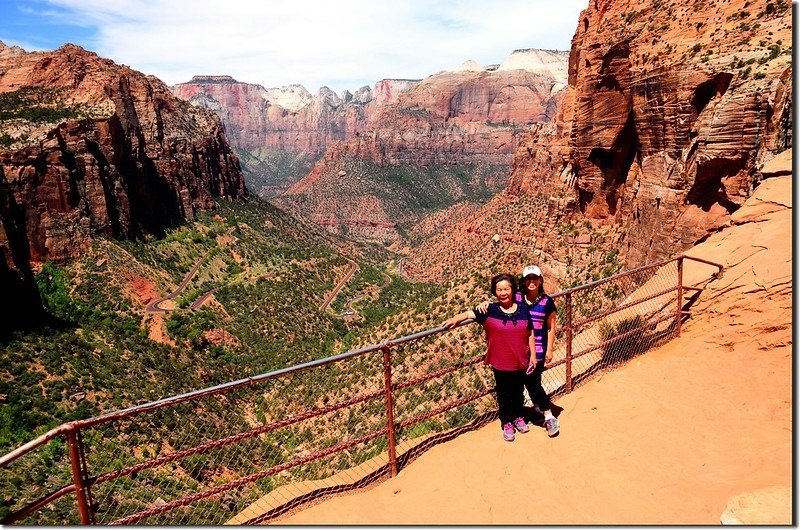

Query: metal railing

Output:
[0, 255, 722, 525]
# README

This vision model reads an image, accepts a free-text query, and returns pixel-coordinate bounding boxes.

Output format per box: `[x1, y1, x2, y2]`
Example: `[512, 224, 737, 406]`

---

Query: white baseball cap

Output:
[521, 265, 542, 278]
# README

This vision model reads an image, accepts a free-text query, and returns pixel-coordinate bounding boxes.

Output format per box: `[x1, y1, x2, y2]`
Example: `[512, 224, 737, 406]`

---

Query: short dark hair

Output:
[490, 273, 517, 296]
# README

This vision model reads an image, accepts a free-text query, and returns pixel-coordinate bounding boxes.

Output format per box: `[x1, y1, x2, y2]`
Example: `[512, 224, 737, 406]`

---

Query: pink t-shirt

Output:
[474, 302, 532, 371]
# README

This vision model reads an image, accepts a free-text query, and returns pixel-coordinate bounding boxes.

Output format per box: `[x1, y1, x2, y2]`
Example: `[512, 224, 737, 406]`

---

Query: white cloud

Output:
[39, 0, 587, 93]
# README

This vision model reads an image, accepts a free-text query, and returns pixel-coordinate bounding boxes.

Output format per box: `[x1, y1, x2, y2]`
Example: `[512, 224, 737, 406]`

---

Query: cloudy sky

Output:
[0, 0, 587, 94]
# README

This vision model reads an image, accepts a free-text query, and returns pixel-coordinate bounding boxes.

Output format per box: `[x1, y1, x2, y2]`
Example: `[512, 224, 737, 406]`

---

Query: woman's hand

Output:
[441, 310, 476, 329]
[526, 359, 537, 375]
[475, 300, 490, 313]
[441, 316, 460, 329]
[545, 353, 552, 364]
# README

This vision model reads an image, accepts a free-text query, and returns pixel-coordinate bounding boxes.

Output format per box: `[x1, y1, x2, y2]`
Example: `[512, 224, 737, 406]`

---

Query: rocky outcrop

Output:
[0, 166, 43, 330]
[0, 43, 246, 264]
[558, 0, 792, 266]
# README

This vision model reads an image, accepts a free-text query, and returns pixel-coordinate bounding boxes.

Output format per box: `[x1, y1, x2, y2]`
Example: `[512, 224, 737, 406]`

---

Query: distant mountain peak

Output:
[456, 60, 483, 71]
[188, 75, 239, 84]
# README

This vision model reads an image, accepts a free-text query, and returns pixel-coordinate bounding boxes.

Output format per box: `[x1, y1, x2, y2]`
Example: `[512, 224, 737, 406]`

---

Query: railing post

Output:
[381, 346, 398, 478]
[67, 431, 92, 525]
[676, 256, 684, 336]
[565, 292, 573, 393]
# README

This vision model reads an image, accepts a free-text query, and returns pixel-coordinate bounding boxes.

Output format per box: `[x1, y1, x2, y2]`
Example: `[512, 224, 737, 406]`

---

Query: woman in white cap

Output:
[519, 264, 560, 437]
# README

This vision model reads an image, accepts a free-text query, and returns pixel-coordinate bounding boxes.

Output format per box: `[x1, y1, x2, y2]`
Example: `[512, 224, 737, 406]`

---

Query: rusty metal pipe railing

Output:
[680, 254, 725, 274]
[0, 325, 467, 471]
[382, 346, 399, 478]
[677, 257, 685, 336]
[0, 254, 724, 525]
[549, 256, 676, 299]
[67, 432, 91, 525]
[110, 430, 388, 525]
[572, 284, 678, 329]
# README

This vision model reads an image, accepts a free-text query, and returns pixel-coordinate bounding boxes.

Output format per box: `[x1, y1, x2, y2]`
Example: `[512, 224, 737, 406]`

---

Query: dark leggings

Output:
[525, 360, 552, 412]
[492, 368, 526, 425]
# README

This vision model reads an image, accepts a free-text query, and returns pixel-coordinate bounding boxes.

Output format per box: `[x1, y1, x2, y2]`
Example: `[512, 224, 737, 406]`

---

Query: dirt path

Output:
[318, 259, 358, 312]
[145, 251, 210, 313]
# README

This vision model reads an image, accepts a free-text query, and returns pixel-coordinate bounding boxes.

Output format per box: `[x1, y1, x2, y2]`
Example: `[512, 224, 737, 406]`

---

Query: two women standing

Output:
[442, 265, 560, 441]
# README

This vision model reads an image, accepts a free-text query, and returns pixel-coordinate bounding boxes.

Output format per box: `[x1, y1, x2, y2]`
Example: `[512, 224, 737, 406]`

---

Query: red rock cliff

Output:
[172, 76, 377, 155]
[513, 0, 792, 266]
[0, 43, 246, 263]
[401, 0, 792, 283]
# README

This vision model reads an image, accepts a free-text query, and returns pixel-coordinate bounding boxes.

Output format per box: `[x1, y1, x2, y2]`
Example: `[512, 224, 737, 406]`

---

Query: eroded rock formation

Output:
[0, 42, 246, 265]
[172, 76, 379, 156]
[559, 0, 792, 265]
[273, 51, 570, 241]
[172, 76, 413, 196]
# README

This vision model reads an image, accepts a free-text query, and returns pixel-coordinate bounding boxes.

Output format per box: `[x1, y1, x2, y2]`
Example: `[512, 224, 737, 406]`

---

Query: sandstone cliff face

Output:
[172, 76, 416, 197]
[172, 76, 381, 155]
[0, 167, 43, 329]
[0, 43, 246, 263]
[554, 0, 791, 265]
[343, 67, 566, 166]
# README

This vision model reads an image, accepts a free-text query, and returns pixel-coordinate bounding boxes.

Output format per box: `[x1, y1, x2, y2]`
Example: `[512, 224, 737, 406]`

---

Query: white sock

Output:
[544, 410, 555, 420]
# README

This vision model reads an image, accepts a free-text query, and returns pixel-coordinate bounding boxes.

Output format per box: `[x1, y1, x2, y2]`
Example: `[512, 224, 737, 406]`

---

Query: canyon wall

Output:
[172, 76, 412, 196]
[0, 41, 245, 323]
[173, 76, 378, 155]
[0, 42, 245, 264]
[528, 0, 792, 266]
[273, 50, 570, 241]
[173, 49, 569, 216]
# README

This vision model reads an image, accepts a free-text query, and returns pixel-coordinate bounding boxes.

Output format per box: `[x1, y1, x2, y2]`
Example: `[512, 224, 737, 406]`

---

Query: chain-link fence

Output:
[0, 255, 722, 525]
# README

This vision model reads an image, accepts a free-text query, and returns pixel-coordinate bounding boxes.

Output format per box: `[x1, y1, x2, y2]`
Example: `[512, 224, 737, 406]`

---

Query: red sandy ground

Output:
[276, 175, 793, 525]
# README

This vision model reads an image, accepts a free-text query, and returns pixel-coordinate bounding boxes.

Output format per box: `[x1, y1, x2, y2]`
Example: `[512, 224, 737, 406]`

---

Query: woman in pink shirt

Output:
[442, 273, 535, 442]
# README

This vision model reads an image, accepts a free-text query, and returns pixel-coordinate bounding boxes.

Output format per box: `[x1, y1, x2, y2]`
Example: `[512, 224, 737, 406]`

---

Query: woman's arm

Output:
[441, 309, 477, 329]
[545, 311, 557, 363]
[526, 330, 537, 374]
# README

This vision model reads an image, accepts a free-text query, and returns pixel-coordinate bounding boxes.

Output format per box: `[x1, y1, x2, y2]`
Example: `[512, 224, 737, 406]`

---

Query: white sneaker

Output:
[544, 417, 559, 437]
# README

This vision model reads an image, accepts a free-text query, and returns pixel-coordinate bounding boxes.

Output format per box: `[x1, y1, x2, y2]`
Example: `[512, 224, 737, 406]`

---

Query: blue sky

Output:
[0, 0, 588, 94]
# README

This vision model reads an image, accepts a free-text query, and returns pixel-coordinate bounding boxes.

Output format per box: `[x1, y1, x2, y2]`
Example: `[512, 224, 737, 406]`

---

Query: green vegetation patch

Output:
[0, 87, 91, 124]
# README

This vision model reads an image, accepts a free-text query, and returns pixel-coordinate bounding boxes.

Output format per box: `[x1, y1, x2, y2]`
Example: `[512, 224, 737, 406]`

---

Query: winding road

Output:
[145, 251, 210, 313]
[318, 259, 358, 312]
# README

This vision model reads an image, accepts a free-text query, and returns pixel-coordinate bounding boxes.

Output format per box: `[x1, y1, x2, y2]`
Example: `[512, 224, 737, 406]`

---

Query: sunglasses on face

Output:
[524, 275, 541, 280]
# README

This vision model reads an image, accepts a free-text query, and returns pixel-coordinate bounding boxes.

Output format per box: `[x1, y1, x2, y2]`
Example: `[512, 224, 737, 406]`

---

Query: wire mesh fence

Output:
[0, 255, 721, 525]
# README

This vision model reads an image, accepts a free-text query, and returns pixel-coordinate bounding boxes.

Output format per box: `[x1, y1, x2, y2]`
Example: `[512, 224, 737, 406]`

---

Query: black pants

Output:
[492, 368, 526, 426]
[525, 360, 552, 412]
